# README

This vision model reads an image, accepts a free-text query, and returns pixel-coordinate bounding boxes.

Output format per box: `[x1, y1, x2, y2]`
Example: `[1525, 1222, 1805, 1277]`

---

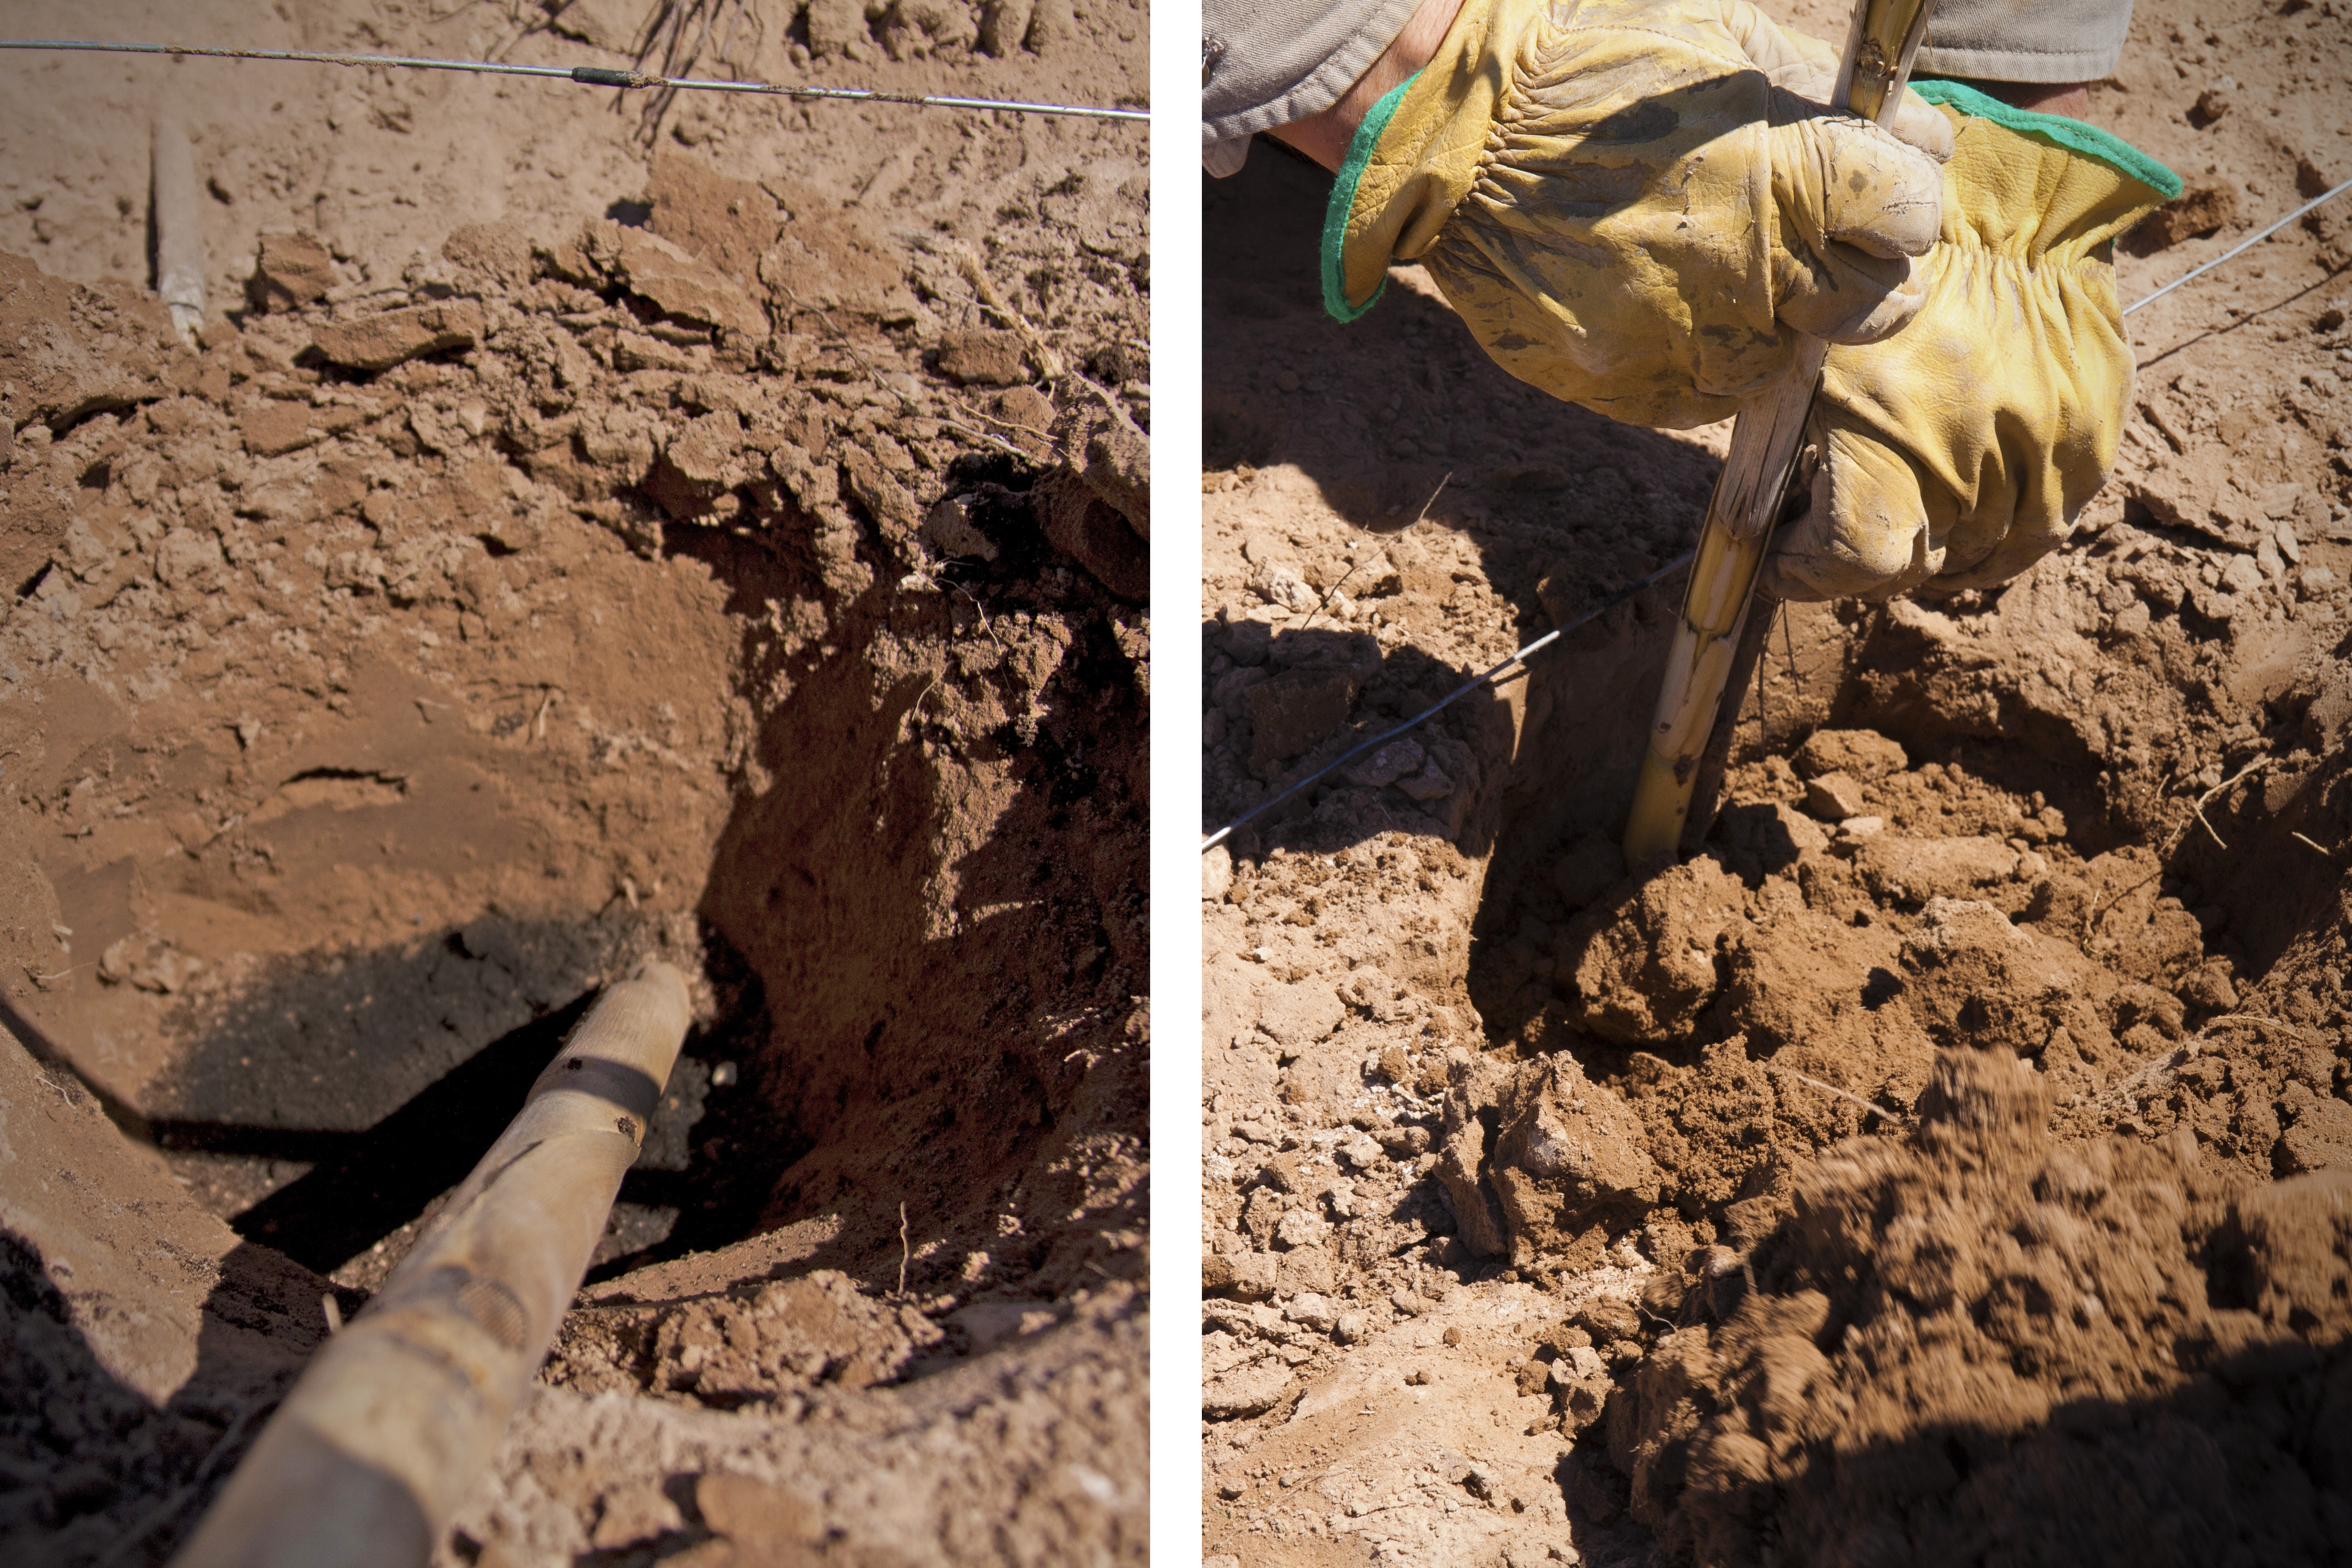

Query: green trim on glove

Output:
[1911, 79, 2181, 200]
[1322, 73, 1421, 323]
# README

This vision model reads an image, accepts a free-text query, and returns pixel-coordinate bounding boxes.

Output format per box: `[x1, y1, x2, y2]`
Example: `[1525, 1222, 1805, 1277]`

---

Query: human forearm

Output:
[1264, 0, 1465, 172]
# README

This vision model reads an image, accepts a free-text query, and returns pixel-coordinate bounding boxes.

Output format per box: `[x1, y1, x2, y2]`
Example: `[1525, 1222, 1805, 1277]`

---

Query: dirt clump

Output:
[1434, 1048, 1660, 1269]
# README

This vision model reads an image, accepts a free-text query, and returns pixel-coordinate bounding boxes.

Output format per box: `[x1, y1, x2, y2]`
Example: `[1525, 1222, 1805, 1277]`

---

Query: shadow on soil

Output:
[0, 1222, 325, 1568]
[129, 472, 1146, 1287]
[1201, 143, 1714, 1036]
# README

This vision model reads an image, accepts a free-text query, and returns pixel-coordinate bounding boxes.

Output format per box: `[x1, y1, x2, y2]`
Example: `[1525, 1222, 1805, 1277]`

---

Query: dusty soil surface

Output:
[0, 2, 1146, 1563]
[1199, 0, 2352, 1561]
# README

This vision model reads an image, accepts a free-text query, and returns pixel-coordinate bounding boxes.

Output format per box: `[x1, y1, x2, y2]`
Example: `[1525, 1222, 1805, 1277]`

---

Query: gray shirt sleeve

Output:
[1202, 0, 2141, 175]
[1918, 0, 2137, 84]
[1202, 0, 1425, 171]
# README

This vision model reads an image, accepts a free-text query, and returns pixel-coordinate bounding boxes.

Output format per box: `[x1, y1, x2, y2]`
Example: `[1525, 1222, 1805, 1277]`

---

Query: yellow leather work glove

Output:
[1760, 83, 2180, 601]
[1326, 0, 1955, 428]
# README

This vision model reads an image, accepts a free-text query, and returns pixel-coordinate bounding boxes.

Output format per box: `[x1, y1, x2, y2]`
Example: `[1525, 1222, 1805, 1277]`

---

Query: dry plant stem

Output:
[953, 246, 1065, 380]
[170, 960, 694, 1568]
[762, 263, 1024, 459]
[150, 119, 204, 345]
[2087, 1017, 2312, 1111]
[1300, 473, 1451, 633]
[1623, 0, 1937, 871]
[2094, 1038, 2206, 1111]
[2162, 755, 2269, 854]
[2203, 1012, 2323, 1046]
[1769, 1063, 1909, 1125]
[2082, 757, 2267, 936]
[628, 0, 749, 142]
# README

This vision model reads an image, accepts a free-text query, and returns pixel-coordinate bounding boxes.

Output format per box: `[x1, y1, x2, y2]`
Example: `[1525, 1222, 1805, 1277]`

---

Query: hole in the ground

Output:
[77, 510, 1147, 1307]
[10, 259, 1147, 1443]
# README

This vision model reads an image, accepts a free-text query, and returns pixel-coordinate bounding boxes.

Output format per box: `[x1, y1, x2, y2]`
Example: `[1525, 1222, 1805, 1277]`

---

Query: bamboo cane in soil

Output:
[169, 959, 695, 1568]
[150, 119, 204, 346]
[1621, 0, 1940, 872]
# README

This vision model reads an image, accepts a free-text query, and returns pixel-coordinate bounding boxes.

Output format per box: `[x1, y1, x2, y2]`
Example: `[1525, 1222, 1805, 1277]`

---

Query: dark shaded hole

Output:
[1861, 968, 1905, 1009]
[282, 766, 410, 788]
[171, 994, 596, 1274]
[941, 450, 1050, 574]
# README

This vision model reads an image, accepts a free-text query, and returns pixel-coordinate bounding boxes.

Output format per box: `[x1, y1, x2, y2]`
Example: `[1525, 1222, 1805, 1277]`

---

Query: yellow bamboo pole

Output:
[1623, 0, 1940, 871]
[170, 960, 694, 1568]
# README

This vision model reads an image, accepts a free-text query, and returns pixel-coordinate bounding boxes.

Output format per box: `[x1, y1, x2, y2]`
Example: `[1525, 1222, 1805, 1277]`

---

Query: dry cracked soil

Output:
[0, 2, 1146, 1564]
[1200, 0, 2352, 1562]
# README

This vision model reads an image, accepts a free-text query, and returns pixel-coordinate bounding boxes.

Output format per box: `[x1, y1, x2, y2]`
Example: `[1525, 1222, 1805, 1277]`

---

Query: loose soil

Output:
[1199, 0, 2352, 1561]
[0, 3, 1146, 1564]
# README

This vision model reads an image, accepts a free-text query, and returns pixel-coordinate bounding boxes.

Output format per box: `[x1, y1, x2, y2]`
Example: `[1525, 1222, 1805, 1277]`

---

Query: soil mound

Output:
[1613, 1050, 2352, 1568]
[1434, 719, 2350, 1275]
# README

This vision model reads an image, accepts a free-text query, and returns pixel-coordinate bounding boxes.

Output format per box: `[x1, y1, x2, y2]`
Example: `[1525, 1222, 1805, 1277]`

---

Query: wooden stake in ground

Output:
[170, 960, 695, 1568]
[151, 119, 205, 346]
[1621, 0, 1940, 871]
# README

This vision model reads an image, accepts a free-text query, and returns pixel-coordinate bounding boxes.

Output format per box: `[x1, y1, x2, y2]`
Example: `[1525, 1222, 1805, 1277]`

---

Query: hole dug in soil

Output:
[1, 153, 1146, 1566]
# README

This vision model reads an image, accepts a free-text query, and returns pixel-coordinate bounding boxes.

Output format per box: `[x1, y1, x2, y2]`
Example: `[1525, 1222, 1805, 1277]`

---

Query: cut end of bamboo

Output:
[151, 118, 205, 347]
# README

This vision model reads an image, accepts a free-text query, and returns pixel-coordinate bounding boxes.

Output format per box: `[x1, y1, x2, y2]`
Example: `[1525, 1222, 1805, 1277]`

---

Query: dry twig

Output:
[2202, 1012, 2323, 1047]
[767, 273, 1025, 460]
[951, 246, 1064, 380]
[1768, 1064, 1908, 1126]
[2162, 756, 2268, 854]
[1299, 474, 1450, 634]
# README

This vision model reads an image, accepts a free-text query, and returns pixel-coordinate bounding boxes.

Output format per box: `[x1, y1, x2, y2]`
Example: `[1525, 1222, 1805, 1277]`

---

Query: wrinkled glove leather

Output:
[1330, 0, 1953, 427]
[1762, 83, 2179, 601]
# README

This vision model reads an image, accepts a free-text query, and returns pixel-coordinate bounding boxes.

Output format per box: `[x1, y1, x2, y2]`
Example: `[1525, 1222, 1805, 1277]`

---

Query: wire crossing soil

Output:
[0, 3, 1146, 1564]
[1200, 0, 2352, 1560]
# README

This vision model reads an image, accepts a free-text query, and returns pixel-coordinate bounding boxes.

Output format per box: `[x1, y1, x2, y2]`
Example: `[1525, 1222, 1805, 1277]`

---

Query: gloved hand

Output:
[1760, 82, 2179, 600]
[1327, 0, 1956, 428]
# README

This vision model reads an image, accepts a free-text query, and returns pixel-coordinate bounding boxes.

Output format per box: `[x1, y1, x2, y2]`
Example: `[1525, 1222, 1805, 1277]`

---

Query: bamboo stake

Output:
[170, 959, 695, 1568]
[151, 119, 205, 346]
[1622, 0, 1940, 870]
[1679, 591, 1781, 854]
